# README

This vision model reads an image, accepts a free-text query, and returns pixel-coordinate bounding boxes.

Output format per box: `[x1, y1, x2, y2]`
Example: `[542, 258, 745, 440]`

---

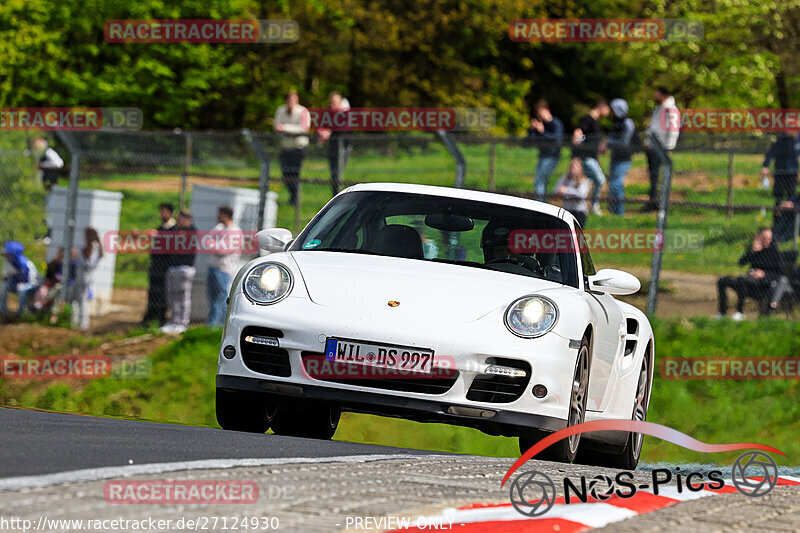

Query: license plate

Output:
[324, 338, 435, 374]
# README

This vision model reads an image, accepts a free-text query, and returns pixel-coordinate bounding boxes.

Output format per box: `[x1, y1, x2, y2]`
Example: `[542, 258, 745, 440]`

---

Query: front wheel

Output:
[216, 390, 270, 433]
[519, 335, 590, 463]
[578, 349, 651, 469]
[270, 400, 341, 440]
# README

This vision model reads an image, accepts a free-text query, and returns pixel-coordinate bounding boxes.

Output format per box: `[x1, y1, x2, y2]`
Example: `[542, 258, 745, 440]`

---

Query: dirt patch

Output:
[100, 176, 256, 193]
[626, 166, 758, 191]
[619, 267, 768, 318]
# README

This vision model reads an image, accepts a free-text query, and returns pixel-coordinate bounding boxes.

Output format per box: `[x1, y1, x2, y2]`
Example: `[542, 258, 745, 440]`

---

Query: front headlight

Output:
[504, 296, 558, 338]
[243, 263, 293, 304]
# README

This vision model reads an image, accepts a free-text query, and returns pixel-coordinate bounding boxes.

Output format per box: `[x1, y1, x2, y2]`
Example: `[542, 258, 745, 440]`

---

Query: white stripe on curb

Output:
[0, 454, 448, 492]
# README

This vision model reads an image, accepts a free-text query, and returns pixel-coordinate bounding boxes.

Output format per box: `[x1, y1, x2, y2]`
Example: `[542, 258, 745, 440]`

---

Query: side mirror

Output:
[257, 228, 293, 253]
[588, 269, 641, 295]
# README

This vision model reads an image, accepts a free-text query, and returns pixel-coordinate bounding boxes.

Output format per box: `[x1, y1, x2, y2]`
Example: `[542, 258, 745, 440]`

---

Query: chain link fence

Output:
[1, 129, 798, 331]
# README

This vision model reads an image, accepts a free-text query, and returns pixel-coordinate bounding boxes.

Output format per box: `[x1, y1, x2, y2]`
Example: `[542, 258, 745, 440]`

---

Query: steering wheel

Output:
[487, 255, 545, 275]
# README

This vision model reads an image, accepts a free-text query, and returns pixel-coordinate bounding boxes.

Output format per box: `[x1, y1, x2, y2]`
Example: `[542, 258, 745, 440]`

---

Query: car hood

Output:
[290, 251, 563, 322]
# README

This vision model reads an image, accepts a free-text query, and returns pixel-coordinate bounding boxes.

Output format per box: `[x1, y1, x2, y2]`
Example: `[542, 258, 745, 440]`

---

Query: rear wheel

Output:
[270, 400, 341, 440]
[216, 390, 270, 433]
[578, 350, 651, 470]
[519, 335, 590, 463]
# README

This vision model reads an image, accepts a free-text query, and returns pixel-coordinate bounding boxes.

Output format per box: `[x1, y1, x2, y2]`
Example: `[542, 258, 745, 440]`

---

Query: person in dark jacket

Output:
[772, 192, 800, 244]
[761, 131, 800, 203]
[140, 203, 176, 326]
[572, 100, 610, 215]
[161, 210, 197, 334]
[524, 100, 564, 201]
[604, 98, 638, 215]
[715, 227, 783, 320]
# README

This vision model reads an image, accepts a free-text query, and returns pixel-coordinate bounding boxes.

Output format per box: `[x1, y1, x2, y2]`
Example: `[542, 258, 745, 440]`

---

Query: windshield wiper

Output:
[312, 247, 375, 255]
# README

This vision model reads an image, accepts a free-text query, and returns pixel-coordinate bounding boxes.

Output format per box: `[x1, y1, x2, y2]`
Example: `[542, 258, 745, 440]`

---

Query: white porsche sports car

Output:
[217, 183, 654, 467]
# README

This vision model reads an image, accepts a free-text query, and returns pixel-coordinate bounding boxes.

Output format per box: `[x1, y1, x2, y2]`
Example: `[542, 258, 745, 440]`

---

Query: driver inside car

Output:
[481, 222, 563, 282]
[481, 223, 543, 275]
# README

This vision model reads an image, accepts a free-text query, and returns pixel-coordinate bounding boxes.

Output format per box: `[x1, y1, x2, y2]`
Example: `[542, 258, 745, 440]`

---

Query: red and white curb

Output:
[390, 476, 800, 532]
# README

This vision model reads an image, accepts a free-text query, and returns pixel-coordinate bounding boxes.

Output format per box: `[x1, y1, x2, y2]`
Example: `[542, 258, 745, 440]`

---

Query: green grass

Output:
[3, 319, 798, 466]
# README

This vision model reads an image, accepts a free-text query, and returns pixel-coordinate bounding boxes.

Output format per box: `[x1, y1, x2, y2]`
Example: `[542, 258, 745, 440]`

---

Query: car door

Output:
[576, 228, 625, 412]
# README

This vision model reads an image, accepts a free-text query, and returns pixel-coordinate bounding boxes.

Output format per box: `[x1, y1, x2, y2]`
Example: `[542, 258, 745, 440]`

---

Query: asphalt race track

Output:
[0, 408, 434, 478]
[1, 407, 799, 532]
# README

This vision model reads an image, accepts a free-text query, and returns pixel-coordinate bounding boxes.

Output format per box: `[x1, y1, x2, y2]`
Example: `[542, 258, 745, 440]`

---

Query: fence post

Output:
[294, 183, 302, 234]
[726, 149, 734, 219]
[436, 130, 466, 188]
[179, 132, 192, 211]
[489, 143, 496, 192]
[335, 136, 346, 196]
[646, 134, 673, 317]
[55, 131, 81, 307]
[242, 129, 271, 231]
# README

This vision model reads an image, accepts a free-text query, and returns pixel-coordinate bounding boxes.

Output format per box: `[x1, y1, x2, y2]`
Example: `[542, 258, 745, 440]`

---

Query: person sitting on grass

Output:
[33, 249, 65, 323]
[715, 227, 782, 321]
[553, 158, 590, 228]
[1, 241, 39, 320]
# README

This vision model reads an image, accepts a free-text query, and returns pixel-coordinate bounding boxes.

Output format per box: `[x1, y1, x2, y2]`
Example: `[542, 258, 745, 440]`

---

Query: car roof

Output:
[343, 182, 568, 220]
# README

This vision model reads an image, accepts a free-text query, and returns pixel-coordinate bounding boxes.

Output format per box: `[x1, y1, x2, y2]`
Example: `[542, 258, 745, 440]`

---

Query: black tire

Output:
[216, 389, 270, 433]
[519, 335, 590, 463]
[578, 349, 651, 470]
[270, 400, 340, 440]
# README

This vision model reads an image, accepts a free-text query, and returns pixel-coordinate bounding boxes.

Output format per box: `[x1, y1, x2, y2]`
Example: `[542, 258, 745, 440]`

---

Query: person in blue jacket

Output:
[524, 100, 564, 201]
[762, 131, 800, 203]
[604, 98, 640, 215]
[1, 241, 39, 318]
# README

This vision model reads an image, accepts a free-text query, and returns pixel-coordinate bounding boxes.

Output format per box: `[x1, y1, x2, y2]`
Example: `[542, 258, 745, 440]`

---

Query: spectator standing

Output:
[71, 227, 103, 331]
[140, 203, 176, 326]
[553, 158, 590, 227]
[31, 137, 64, 192]
[643, 87, 680, 211]
[524, 100, 564, 201]
[772, 192, 800, 244]
[1, 241, 39, 319]
[207, 206, 241, 326]
[275, 90, 310, 206]
[572, 100, 610, 216]
[715, 227, 782, 321]
[318, 92, 352, 196]
[605, 98, 639, 215]
[761, 131, 800, 204]
[162, 210, 197, 334]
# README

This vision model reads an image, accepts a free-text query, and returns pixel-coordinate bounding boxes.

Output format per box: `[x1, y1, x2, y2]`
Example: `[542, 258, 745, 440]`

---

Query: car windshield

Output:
[290, 190, 579, 288]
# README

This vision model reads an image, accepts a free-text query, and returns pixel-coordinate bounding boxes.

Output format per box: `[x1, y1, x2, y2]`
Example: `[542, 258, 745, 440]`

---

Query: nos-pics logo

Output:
[502, 420, 783, 517]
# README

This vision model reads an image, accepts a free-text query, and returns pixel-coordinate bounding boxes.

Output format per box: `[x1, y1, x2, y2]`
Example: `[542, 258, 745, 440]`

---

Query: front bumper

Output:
[217, 375, 566, 435]
[217, 292, 580, 434]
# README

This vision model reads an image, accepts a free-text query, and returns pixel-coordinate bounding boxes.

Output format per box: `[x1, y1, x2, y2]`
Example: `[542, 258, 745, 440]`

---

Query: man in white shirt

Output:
[643, 87, 681, 212]
[274, 90, 310, 206]
[207, 206, 241, 326]
[32, 137, 64, 191]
